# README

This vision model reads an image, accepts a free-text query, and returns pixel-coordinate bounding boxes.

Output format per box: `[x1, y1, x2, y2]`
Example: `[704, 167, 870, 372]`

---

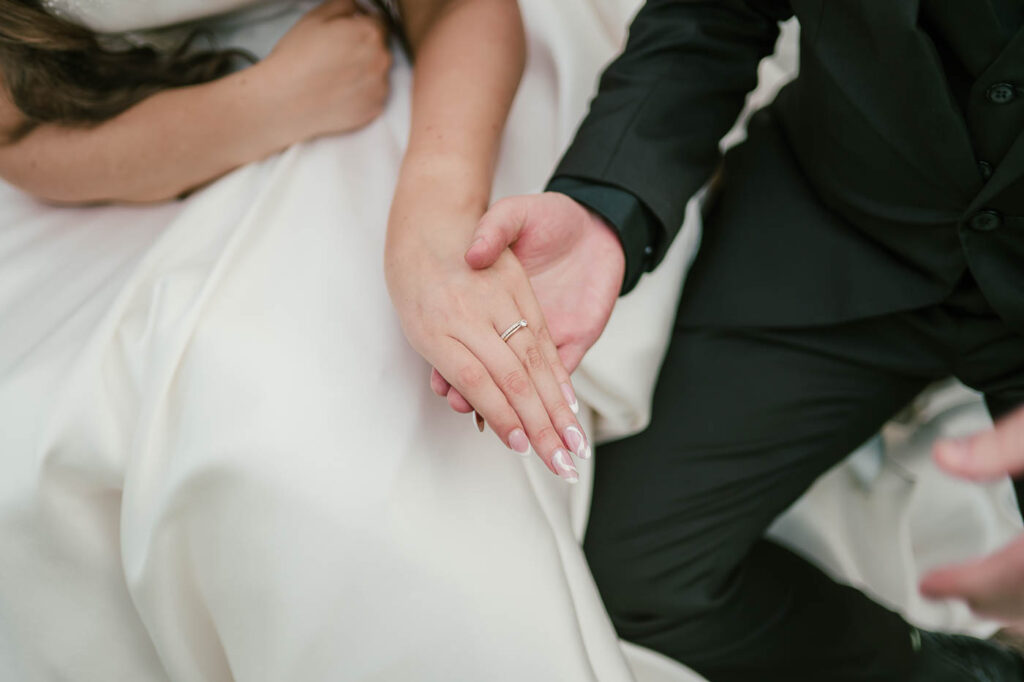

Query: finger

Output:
[504, 322, 590, 462]
[430, 368, 450, 397]
[513, 288, 582, 420]
[921, 537, 1024, 620]
[349, 12, 390, 38]
[934, 407, 1024, 480]
[466, 197, 528, 270]
[446, 387, 474, 413]
[556, 340, 588, 376]
[462, 327, 578, 482]
[340, 13, 388, 45]
[310, 0, 358, 19]
[432, 338, 530, 455]
[447, 389, 475, 414]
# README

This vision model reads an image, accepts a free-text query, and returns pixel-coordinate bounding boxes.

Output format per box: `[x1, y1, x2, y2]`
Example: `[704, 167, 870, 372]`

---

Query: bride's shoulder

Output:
[41, 0, 271, 33]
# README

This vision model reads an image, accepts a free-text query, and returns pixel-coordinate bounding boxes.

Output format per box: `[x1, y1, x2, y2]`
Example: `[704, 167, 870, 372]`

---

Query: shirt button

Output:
[978, 161, 994, 181]
[969, 209, 1003, 232]
[987, 82, 1017, 104]
[643, 245, 654, 256]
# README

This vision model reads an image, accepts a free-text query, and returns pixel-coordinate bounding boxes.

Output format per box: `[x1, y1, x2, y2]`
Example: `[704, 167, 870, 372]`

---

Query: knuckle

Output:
[361, 23, 380, 42]
[500, 369, 530, 396]
[524, 345, 545, 372]
[457, 363, 486, 390]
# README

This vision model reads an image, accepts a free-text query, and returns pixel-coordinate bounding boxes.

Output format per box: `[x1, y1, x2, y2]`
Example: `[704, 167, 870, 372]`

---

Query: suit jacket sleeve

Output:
[550, 0, 792, 292]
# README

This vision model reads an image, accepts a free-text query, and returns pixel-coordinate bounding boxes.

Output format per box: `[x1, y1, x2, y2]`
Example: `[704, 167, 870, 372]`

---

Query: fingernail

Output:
[937, 438, 971, 465]
[551, 449, 579, 484]
[468, 237, 484, 251]
[474, 411, 485, 432]
[564, 425, 590, 460]
[508, 429, 531, 456]
[561, 383, 579, 415]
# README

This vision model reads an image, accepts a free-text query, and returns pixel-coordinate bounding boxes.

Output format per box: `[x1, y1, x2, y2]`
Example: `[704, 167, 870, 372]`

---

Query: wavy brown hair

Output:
[0, 0, 252, 142]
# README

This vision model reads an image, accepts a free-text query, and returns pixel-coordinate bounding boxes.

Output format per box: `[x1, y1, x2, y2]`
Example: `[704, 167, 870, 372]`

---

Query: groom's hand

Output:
[430, 192, 625, 414]
[920, 405, 1024, 624]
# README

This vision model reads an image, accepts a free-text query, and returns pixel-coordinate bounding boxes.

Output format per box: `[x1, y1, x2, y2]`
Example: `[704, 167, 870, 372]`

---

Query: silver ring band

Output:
[500, 319, 528, 343]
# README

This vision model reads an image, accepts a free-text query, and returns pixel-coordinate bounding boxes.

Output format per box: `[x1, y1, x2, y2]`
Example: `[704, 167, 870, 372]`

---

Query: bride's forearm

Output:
[387, 0, 525, 243]
[0, 63, 295, 204]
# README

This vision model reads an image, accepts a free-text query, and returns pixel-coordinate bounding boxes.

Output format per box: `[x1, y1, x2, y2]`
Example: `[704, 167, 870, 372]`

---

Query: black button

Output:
[987, 82, 1017, 104]
[969, 209, 1003, 232]
[978, 161, 994, 181]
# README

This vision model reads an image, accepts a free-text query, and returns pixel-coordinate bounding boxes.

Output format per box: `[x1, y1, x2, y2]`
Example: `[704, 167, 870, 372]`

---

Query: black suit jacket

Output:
[552, 0, 1024, 331]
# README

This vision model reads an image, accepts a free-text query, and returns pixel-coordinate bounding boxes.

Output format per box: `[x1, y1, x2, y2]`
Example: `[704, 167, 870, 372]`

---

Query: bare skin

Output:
[922, 405, 1024, 627]
[385, 0, 591, 481]
[0, 0, 588, 481]
[0, 0, 391, 203]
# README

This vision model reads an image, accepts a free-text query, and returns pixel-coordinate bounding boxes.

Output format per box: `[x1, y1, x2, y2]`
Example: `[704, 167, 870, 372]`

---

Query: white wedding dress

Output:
[0, 2, 1020, 682]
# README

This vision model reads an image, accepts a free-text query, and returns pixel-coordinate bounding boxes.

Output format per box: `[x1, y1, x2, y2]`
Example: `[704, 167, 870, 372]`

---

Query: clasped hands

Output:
[386, 193, 624, 483]
[389, 190, 1024, 619]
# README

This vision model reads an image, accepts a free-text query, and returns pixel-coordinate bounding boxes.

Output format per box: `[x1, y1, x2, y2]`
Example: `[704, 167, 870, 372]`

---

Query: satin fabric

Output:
[0, 3, 1018, 681]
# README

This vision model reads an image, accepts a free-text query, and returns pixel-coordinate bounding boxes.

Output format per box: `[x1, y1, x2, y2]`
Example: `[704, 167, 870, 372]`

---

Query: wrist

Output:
[385, 199, 480, 278]
[397, 153, 492, 216]
[246, 60, 310, 152]
[547, 184, 644, 295]
[573, 199, 627, 294]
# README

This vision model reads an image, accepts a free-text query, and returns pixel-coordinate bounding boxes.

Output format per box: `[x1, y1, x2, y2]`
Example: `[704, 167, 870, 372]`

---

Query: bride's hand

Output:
[386, 215, 591, 483]
[260, 0, 392, 142]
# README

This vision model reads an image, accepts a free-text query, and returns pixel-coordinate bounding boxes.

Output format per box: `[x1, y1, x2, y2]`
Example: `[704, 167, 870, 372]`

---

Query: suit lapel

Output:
[924, 0, 1006, 75]
[842, 0, 980, 195]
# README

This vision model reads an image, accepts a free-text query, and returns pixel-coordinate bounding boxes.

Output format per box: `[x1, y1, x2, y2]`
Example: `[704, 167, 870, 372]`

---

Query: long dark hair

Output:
[0, 0, 252, 141]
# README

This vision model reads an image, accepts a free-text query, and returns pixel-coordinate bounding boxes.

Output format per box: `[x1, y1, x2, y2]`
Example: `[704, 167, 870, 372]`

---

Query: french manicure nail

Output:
[564, 425, 590, 460]
[508, 429, 531, 456]
[552, 449, 579, 484]
[561, 383, 579, 415]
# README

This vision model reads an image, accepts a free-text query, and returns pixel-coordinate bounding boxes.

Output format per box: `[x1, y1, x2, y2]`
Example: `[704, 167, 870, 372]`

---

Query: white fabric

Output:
[0, 4, 1020, 682]
[42, 0, 279, 33]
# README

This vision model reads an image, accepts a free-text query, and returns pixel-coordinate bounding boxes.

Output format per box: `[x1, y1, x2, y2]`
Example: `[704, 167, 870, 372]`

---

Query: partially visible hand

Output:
[430, 192, 625, 413]
[262, 0, 392, 142]
[931, 405, 1024, 481]
[386, 209, 592, 483]
[920, 406, 1024, 625]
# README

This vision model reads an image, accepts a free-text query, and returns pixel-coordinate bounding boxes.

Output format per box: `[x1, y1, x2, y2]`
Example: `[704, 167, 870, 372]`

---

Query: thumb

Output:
[934, 407, 1024, 480]
[556, 340, 588, 375]
[919, 538, 1024, 619]
[465, 197, 529, 269]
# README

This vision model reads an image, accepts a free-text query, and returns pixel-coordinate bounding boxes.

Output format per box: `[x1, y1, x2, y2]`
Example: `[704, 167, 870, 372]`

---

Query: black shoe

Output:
[911, 629, 1024, 681]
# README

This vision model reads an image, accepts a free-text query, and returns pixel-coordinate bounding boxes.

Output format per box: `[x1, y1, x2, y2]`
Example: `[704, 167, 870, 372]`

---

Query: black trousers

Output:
[585, 278, 1024, 682]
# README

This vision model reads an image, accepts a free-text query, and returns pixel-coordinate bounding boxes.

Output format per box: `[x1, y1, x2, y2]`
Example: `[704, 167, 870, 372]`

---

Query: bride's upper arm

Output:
[399, 0, 517, 48]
